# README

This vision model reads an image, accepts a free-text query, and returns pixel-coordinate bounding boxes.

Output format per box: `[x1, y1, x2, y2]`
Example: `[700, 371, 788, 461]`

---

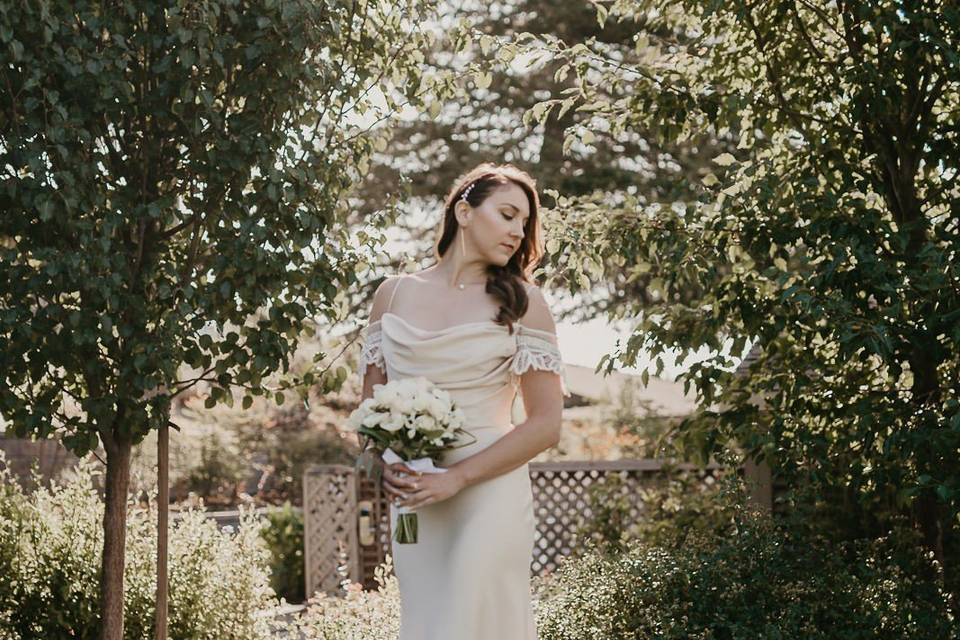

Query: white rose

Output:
[414, 414, 436, 433]
[395, 395, 415, 414]
[411, 392, 431, 413]
[373, 384, 398, 406]
[422, 396, 443, 417]
[380, 415, 403, 432]
[361, 412, 385, 428]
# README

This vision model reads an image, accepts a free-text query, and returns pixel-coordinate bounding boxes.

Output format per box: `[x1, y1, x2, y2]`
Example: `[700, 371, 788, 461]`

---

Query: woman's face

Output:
[458, 182, 530, 266]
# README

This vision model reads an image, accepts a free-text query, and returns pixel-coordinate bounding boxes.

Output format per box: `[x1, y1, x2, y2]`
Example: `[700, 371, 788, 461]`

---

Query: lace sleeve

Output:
[509, 327, 571, 397]
[358, 320, 386, 389]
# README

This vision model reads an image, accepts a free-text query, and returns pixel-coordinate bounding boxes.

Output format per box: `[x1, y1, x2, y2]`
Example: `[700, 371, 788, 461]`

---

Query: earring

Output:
[459, 227, 467, 255]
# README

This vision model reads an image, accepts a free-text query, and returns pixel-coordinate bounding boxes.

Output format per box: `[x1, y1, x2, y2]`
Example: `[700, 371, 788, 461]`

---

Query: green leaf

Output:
[712, 153, 736, 166]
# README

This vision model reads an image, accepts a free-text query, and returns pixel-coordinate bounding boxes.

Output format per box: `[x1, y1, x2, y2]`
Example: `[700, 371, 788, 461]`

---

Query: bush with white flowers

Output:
[0, 454, 286, 639]
[290, 555, 401, 640]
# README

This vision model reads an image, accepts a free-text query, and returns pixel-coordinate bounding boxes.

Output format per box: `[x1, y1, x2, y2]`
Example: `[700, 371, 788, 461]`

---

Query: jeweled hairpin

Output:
[460, 181, 476, 202]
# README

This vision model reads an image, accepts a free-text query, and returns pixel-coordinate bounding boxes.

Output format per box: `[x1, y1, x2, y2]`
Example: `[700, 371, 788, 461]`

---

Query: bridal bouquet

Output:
[346, 376, 473, 543]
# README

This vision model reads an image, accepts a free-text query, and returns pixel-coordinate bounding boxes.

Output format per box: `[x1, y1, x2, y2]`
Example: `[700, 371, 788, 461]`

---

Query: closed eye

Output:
[503, 212, 530, 222]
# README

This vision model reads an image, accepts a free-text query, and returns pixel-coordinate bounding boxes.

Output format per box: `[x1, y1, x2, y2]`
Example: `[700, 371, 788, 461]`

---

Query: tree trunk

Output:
[156, 422, 169, 640]
[863, 84, 952, 595]
[99, 432, 132, 640]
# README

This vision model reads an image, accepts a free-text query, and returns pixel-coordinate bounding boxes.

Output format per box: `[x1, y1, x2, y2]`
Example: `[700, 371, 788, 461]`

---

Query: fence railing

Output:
[303, 459, 771, 596]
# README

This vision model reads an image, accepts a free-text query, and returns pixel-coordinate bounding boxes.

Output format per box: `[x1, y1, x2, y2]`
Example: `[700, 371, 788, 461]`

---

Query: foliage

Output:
[0, 0, 416, 455]
[343, 0, 730, 320]
[508, 0, 960, 586]
[605, 377, 682, 458]
[184, 429, 246, 503]
[289, 554, 401, 640]
[574, 466, 739, 554]
[0, 455, 285, 640]
[274, 500, 956, 640]
[259, 502, 305, 605]
[126, 392, 359, 507]
[0, 0, 445, 632]
[573, 471, 637, 553]
[229, 400, 358, 505]
[539, 507, 958, 640]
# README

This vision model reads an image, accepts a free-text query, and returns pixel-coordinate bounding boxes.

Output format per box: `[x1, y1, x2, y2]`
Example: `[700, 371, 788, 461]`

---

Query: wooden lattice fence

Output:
[304, 459, 770, 596]
[303, 465, 360, 596]
[528, 460, 729, 574]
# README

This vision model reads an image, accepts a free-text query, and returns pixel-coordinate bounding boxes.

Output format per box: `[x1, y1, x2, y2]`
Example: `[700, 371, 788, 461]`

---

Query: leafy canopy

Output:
[512, 0, 960, 560]
[0, 0, 443, 455]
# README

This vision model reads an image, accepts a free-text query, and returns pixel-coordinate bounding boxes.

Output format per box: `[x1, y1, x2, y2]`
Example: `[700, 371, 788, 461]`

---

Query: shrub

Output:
[183, 430, 247, 505]
[260, 502, 306, 604]
[574, 466, 738, 554]
[236, 488, 956, 640]
[538, 506, 958, 640]
[0, 455, 286, 639]
[290, 554, 401, 640]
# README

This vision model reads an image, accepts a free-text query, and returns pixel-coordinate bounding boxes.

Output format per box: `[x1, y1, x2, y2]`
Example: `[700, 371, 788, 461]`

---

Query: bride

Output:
[358, 162, 570, 639]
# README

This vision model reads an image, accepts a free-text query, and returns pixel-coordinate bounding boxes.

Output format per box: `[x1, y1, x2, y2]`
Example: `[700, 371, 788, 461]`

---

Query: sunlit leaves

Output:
[504, 0, 960, 552]
[0, 0, 443, 453]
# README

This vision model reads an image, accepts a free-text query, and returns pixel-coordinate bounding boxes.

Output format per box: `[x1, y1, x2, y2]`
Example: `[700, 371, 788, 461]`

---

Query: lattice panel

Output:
[532, 467, 631, 574]
[352, 460, 729, 579]
[529, 462, 725, 574]
[303, 465, 359, 597]
[356, 469, 391, 590]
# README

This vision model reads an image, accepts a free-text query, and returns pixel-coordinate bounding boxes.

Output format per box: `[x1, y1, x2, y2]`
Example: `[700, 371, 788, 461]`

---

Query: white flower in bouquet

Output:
[346, 376, 475, 544]
[413, 414, 436, 432]
[381, 413, 403, 432]
[361, 412, 386, 429]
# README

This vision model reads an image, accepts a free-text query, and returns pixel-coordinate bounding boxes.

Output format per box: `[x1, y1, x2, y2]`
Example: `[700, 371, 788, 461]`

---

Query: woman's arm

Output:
[360, 276, 398, 400]
[359, 276, 421, 501]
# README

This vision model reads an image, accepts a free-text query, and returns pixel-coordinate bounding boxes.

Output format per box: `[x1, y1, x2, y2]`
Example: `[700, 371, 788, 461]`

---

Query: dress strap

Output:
[386, 274, 405, 313]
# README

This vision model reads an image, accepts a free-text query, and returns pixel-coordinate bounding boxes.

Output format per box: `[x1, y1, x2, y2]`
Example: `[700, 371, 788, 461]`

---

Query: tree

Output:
[346, 0, 730, 317]
[514, 0, 960, 592]
[0, 0, 443, 637]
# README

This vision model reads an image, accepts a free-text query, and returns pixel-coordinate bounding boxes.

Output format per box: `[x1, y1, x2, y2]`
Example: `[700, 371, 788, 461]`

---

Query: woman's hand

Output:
[382, 463, 421, 503]
[387, 464, 466, 509]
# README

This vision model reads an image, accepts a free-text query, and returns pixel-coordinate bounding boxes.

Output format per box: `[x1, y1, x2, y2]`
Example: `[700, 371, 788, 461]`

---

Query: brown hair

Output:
[434, 162, 544, 334]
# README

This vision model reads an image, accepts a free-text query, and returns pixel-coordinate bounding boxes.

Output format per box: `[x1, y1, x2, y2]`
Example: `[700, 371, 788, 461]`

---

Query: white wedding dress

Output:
[358, 275, 569, 640]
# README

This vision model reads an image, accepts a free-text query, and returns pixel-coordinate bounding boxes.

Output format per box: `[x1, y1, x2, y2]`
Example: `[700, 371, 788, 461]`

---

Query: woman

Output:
[358, 162, 570, 639]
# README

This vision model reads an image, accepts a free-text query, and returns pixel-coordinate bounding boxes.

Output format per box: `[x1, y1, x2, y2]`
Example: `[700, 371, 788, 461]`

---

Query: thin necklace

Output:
[454, 279, 485, 290]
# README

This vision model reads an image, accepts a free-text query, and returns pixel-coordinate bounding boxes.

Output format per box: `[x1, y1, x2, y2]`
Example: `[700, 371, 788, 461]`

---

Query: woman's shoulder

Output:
[369, 275, 406, 321]
[370, 270, 435, 315]
[518, 281, 556, 334]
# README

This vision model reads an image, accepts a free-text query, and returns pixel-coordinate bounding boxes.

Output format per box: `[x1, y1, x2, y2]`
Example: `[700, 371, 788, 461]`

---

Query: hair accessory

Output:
[460, 181, 476, 203]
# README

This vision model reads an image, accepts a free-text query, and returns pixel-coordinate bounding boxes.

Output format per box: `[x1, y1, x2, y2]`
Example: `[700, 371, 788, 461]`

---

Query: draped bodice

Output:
[358, 309, 570, 455]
